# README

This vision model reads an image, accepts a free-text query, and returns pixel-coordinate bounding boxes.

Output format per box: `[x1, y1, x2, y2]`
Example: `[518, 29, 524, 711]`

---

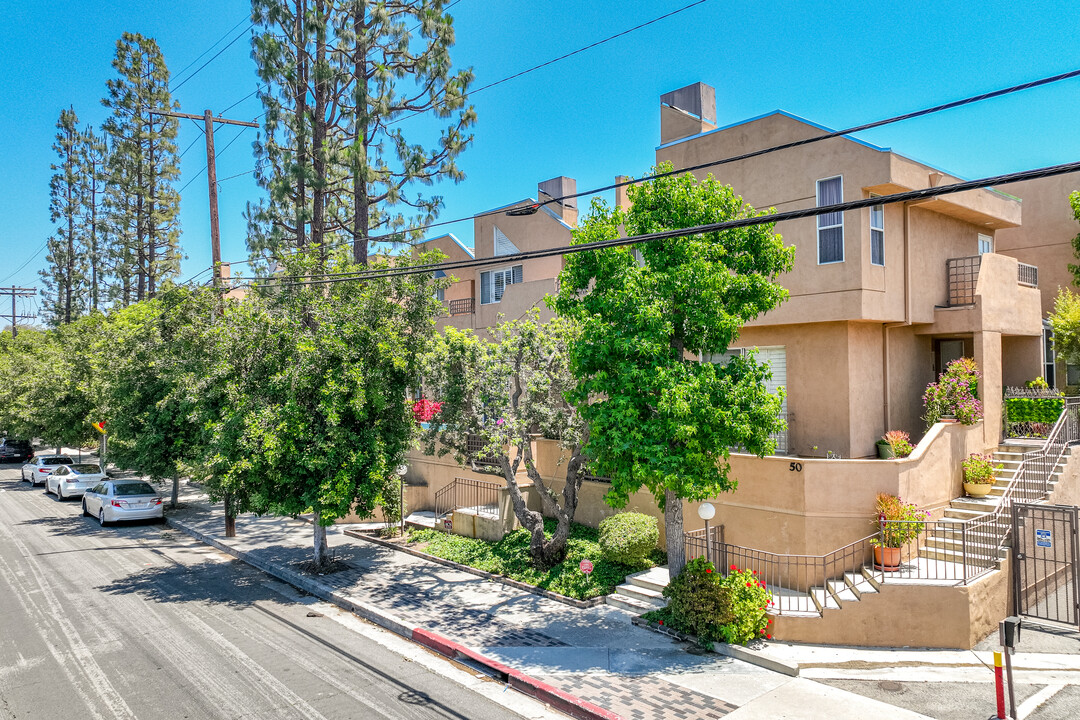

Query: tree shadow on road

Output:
[95, 557, 283, 608]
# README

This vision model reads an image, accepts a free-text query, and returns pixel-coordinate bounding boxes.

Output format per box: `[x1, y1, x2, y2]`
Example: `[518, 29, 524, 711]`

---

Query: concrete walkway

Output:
[161, 484, 932, 720]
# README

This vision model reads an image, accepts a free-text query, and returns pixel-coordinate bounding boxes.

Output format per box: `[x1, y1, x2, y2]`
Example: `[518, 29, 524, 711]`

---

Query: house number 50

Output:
[789, 462, 803, 472]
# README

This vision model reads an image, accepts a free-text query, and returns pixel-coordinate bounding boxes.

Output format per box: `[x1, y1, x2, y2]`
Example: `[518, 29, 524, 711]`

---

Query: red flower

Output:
[659, 621, 664, 626]
[730, 564, 738, 571]
[767, 619, 772, 625]
[746, 581, 752, 587]
[766, 634, 772, 640]
[752, 570, 757, 575]
[706, 568, 712, 573]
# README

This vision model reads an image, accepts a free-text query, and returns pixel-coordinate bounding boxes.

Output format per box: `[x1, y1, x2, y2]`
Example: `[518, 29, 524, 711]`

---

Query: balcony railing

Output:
[447, 297, 475, 316]
[1018, 262, 1039, 288]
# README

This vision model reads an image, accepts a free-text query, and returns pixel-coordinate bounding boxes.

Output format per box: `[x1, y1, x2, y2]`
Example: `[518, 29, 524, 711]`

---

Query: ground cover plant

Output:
[406, 519, 665, 600]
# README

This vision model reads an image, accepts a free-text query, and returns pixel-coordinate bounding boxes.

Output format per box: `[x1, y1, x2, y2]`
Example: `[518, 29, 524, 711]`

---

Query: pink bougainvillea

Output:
[412, 398, 443, 423]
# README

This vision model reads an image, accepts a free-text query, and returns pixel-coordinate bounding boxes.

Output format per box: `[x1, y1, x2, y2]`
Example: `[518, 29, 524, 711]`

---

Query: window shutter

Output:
[511, 265, 523, 284]
[494, 270, 506, 302]
[481, 271, 492, 304]
[494, 226, 521, 257]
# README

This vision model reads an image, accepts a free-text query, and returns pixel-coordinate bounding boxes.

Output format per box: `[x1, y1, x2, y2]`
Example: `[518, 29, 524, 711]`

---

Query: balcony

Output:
[946, 255, 1038, 307]
[447, 297, 475, 316]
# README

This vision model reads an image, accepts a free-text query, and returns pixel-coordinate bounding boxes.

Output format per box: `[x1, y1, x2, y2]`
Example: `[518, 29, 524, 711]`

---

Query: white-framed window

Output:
[434, 270, 446, 302]
[494, 226, 521, 256]
[978, 233, 994, 255]
[869, 196, 884, 266]
[817, 176, 844, 264]
[480, 265, 523, 305]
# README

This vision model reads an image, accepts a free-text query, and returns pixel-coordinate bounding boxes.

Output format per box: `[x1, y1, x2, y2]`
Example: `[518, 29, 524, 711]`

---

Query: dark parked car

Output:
[0, 439, 33, 463]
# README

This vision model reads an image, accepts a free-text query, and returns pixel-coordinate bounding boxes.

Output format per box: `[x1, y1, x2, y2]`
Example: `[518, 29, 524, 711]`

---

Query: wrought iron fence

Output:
[1018, 262, 1039, 288]
[685, 526, 882, 615]
[447, 297, 475, 316]
[433, 477, 503, 529]
[946, 255, 981, 306]
[466, 433, 500, 466]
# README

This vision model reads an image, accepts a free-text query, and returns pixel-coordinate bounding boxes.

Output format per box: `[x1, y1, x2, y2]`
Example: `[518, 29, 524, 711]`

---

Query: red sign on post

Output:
[579, 559, 594, 577]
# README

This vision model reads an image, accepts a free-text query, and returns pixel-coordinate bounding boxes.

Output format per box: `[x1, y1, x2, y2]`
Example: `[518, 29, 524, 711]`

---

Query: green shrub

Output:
[718, 567, 772, 644]
[1004, 397, 1063, 425]
[662, 556, 734, 644]
[598, 512, 659, 566]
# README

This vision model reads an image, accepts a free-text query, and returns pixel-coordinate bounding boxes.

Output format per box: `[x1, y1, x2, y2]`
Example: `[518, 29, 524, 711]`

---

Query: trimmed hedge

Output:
[598, 512, 659, 567]
[1004, 397, 1063, 424]
[661, 556, 734, 645]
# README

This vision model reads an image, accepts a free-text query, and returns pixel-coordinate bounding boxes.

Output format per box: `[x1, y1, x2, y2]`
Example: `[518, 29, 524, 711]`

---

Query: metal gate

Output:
[1011, 503, 1080, 629]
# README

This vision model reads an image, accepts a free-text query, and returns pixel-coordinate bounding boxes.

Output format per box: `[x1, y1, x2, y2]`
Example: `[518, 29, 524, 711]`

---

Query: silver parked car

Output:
[46, 463, 107, 500]
[20, 455, 74, 485]
[82, 480, 164, 526]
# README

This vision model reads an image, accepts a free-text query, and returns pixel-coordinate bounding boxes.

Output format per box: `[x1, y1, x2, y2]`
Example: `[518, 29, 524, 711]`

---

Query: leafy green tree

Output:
[41, 107, 88, 325]
[1050, 287, 1080, 367]
[96, 288, 217, 507]
[201, 249, 445, 564]
[1069, 190, 1080, 287]
[550, 165, 794, 574]
[102, 32, 182, 302]
[420, 315, 588, 566]
[247, 0, 475, 269]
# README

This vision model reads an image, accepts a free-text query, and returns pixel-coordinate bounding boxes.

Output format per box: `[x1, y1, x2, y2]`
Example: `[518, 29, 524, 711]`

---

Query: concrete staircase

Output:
[606, 567, 669, 614]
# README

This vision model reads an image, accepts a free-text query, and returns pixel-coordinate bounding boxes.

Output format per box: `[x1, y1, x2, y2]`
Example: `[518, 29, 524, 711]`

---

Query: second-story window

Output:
[480, 265, 523, 304]
[978, 233, 994, 255]
[870, 198, 884, 266]
[817, 176, 844, 264]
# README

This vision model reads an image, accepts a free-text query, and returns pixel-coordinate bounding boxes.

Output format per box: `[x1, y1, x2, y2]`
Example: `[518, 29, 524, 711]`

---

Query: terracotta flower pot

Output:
[963, 481, 993, 498]
[874, 545, 902, 571]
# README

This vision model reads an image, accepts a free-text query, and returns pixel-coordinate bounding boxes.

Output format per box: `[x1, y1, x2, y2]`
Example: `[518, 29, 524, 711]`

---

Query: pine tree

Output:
[77, 126, 109, 312]
[102, 32, 182, 301]
[40, 107, 88, 325]
[247, 0, 475, 271]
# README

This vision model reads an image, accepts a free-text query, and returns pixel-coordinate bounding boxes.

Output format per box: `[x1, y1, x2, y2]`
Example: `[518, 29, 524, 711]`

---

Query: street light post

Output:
[698, 502, 716, 567]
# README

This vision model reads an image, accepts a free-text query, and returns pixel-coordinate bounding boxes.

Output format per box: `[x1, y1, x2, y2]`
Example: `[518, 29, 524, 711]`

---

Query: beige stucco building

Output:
[656, 82, 1045, 459]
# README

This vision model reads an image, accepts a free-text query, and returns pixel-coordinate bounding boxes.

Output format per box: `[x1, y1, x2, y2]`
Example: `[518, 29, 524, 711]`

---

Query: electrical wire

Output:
[260, 159, 1080, 287]
[171, 23, 255, 93]
[229, 63, 1080, 270]
[171, 15, 251, 83]
[220, 87, 262, 116]
[0, 241, 49, 284]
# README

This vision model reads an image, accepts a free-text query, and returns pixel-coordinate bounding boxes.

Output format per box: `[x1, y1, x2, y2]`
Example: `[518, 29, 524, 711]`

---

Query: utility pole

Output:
[0, 286, 36, 337]
[151, 109, 258, 537]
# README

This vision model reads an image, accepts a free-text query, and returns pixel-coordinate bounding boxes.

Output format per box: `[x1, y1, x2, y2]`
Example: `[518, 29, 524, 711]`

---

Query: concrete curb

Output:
[412, 628, 624, 720]
[166, 515, 624, 719]
[344, 528, 607, 609]
[631, 616, 800, 677]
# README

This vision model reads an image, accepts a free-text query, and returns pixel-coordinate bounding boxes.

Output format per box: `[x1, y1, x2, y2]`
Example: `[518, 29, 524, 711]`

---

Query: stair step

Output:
[951, 497, 1002, 512]
[810, 586, 840, 611]
[615, 583, 666, 607]
[844, 571, 878, 596]
[626, 566, 670, 594]
[606, 593, 661, 615]
[924, 535, 1001, 555]
[919, 545, 1005, 564]
[944, 508, 992, 521]
[860, 566, 883, 590]
[827, 579, 859, 603]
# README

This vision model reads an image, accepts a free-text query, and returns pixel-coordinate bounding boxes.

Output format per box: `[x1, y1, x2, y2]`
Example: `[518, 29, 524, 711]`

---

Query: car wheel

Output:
[81, 500, 89, 517]
[57, 484, 65, 500]
[98, 508, 108, 527]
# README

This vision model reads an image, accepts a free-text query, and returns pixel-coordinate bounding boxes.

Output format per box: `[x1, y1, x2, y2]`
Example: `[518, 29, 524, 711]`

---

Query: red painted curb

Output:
[411, 628, 623, 720]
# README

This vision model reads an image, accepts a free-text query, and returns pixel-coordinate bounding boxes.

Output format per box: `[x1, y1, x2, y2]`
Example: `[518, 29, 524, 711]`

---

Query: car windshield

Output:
[44, 457, 73, 466]
[72, 464, 101, 474]
[114, 483, 156, 496]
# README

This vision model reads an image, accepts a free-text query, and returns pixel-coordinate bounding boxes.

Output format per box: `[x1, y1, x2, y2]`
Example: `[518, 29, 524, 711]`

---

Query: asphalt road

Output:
[0, 464, 528, 720]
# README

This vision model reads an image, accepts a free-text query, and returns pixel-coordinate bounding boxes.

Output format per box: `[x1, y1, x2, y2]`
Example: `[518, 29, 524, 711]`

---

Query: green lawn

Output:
[406, 518, 665, 601]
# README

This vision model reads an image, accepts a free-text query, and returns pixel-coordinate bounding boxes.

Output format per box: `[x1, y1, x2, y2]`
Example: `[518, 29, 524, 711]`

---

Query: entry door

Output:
[757, 346, 788, 453]
[937, 339, 965, 376]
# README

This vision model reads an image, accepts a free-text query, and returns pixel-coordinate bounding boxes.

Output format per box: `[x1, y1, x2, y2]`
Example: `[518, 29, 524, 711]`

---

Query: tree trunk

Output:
[352, 2, 369, 266]
[293, 0, 307, 250]
[170, 474, 180, 509]
[313, 513, 329, 566]
[665, 487, 686, 577]
[224, 490, 236, 537]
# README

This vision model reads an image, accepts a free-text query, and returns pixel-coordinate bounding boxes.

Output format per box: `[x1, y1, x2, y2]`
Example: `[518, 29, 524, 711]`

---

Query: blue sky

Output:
[3, 0, 1080, 315]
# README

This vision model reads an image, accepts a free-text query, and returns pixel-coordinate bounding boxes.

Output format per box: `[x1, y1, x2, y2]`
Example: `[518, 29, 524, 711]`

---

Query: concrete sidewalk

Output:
[160, 484, 934, 720]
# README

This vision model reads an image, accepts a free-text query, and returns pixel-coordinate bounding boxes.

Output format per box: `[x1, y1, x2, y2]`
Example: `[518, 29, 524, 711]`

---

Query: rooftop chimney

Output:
[538, 176, 577, 226]
[660, 82, 717, 144]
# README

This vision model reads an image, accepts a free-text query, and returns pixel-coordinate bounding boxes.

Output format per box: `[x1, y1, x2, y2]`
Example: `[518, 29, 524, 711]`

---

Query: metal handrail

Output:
[1017, 262, 1039, 288]
[433, 477, 503, 530]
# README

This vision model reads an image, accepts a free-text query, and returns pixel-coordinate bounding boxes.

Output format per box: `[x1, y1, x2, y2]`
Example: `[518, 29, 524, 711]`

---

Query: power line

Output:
[220, 87, 262, 116]
[171, 23, 254, 93]
[261, 159, 1080, 287]
[230, 63, 1080, 270]
[172, 15, 251, 82]
[386, 0, 711, 128]
[0, 241, 49, 284]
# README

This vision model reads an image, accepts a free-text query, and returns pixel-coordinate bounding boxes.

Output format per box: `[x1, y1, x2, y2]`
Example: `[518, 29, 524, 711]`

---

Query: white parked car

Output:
[46, 463, 107, 500]
[20, 455, 74, 485]
[82, 480, 164, 526]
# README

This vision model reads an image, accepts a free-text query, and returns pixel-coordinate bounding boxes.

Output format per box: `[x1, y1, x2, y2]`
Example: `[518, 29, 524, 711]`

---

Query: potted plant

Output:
[878, 430, 913, 459]
[922, 358, 983, 428]
[870, 493, 928, 571]
[961, 453, 1000, 498]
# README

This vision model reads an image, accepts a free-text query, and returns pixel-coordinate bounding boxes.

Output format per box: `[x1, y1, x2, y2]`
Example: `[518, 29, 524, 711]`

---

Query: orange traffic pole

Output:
[993, 651, 1006, 719]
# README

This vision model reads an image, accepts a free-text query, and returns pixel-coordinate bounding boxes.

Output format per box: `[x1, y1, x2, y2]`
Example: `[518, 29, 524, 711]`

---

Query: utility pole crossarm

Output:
[149, 110, 259, 128]
[2, 286, 37, 338]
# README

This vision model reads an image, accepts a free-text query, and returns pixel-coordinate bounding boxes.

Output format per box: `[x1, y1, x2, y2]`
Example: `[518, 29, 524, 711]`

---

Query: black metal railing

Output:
[1018, 262, 1039, 288]
[946, 255, 981, 306]
[685, 526, 882, 615]
[433, 477, 503, 530]
[465, 433, 500, 465]
[447, 298, 475, 316]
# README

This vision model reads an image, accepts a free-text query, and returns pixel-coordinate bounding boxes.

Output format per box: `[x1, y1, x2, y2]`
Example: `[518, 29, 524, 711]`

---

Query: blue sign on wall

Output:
[1035, 528, 1052, 548]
